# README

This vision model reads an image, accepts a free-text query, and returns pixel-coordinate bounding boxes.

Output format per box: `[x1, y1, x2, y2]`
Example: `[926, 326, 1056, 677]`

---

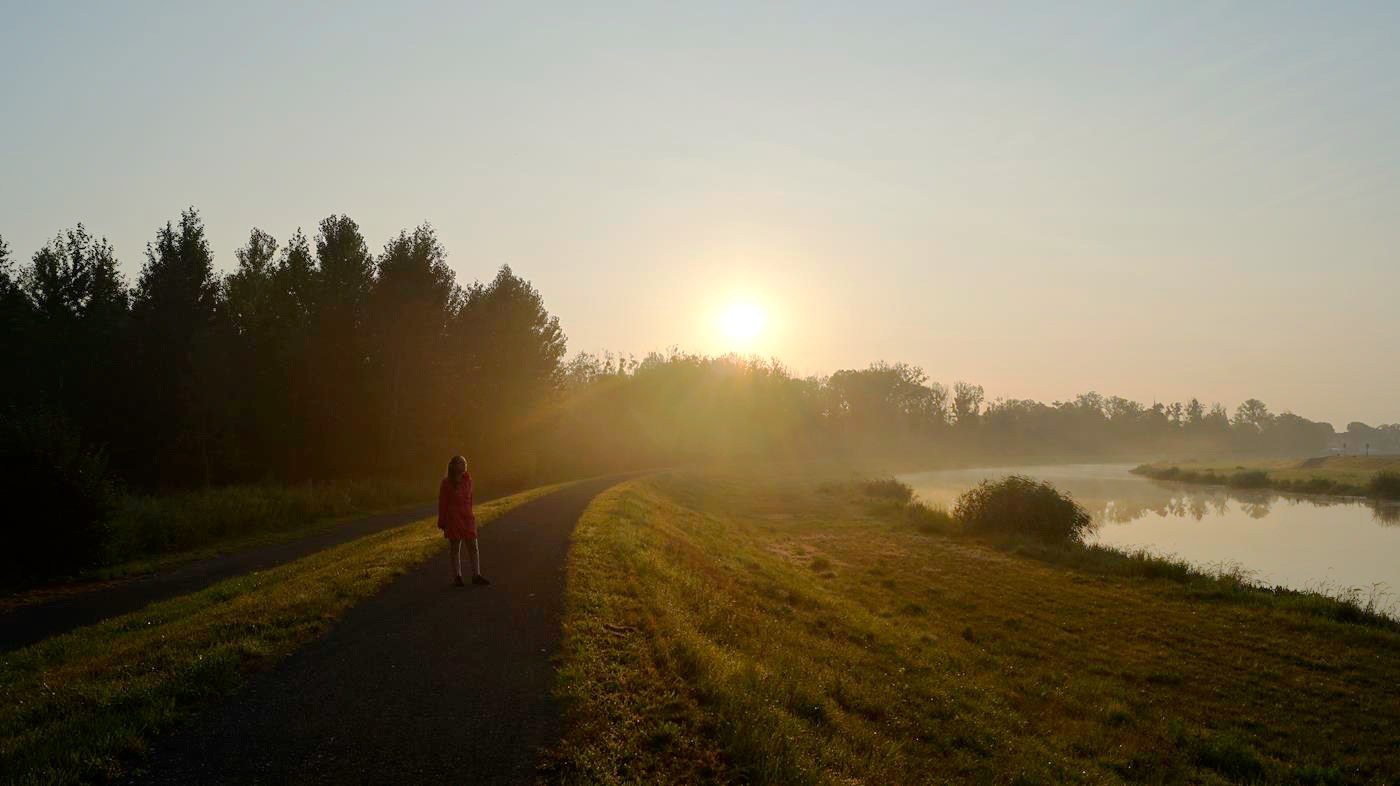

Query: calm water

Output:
[897, 464, 1400, 608]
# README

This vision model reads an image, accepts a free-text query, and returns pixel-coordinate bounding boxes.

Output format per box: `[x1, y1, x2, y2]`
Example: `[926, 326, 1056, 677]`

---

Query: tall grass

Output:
[1368, 470, 1400, 499]
[855, 477, 955, 534]
[104, 477, 429, 567]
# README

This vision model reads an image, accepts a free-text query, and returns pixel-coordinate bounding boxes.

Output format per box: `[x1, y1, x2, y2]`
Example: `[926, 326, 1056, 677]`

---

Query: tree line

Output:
[0, 210, 563, 490]
[1, 209, 1386, 498]
[551, 354, 1362, 471]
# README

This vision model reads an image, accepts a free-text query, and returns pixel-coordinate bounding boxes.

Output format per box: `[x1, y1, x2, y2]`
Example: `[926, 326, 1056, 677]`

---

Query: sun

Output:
[718, 300, 766, 345]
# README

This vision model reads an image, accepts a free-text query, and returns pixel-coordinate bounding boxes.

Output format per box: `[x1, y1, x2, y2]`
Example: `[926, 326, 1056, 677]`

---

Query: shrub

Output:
[953, 475, 1094, 543]
[1190, 730, 1266, 782]
[1368, 471, 1400, 500]
[902, 502, 956, 534]
[0, 408, 117, 586]
[860, 478, 913, 504]
[1227, 470, 1270, 489]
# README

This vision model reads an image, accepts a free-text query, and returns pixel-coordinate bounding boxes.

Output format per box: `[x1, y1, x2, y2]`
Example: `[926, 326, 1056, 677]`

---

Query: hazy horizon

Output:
[4, 1, 1398, 427]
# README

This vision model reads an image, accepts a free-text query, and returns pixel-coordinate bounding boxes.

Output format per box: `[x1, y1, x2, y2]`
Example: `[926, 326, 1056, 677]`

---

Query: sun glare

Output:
[718, 301, 766, 345]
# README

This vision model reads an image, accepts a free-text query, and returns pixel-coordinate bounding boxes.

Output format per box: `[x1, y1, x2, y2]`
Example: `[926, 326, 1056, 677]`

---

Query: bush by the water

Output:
[1227, 470, 1270, 489]
[954, 474, 1094, 543]
[0, 409, 117, 586]
[860, 477, 914, 503]
[1368, 471, 1400, 500]
[858, 478, 955, 534]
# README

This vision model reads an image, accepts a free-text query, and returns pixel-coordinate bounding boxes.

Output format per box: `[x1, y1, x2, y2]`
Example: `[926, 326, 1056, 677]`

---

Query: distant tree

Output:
[827, 362, 938, 434]
[1232, 398, 1273, 433]
[927, 382, 950, 427]
[1204, 402, 1231, 432]
[1074, 392, 1107, 417]
[1166, 401, 1184, 427]
[131, 207, 222, 485]
[952, 381, 984, 426]
[1267, 412, 1333, 455]
[1185, 398, 1205, 427]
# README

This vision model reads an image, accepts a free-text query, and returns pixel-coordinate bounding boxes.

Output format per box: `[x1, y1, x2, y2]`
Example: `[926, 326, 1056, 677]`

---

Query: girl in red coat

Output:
[439, 455, 489, 586]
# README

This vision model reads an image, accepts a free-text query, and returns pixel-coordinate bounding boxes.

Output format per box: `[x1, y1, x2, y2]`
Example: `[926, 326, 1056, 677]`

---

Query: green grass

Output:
[106, 477, 432, 561]
[1134, 456, 1400, 500]
[0, 481, 566, 785]
[547, 469, 1400, 785]
[3, 477, 439, 604]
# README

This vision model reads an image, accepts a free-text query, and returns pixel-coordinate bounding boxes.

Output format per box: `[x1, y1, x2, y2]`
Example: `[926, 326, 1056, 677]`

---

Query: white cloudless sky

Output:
[3, 1, 1398, 427]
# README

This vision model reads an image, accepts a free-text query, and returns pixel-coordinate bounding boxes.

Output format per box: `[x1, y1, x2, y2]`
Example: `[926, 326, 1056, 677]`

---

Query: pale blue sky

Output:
[3, 1, 1398, 426]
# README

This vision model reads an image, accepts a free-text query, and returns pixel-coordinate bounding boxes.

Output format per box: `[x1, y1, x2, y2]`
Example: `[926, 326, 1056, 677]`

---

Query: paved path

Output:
[0, 502, 451, 653]
[139, 476, 621, 785]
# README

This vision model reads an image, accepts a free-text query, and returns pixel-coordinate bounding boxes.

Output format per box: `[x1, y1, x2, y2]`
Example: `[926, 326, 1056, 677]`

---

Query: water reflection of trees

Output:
[1089, 481, 1400, 527]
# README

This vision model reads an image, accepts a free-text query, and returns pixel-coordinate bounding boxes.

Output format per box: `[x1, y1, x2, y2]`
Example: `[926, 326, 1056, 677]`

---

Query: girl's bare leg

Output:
[467, 537, 481, 578]
[449, 539, 463, 578]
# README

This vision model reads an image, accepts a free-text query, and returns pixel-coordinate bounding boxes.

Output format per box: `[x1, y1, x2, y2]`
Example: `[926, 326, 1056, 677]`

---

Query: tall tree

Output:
[131, 208, 222, 485]
[305, 215, 376, 477]
[1232, 398, 1273, 433]
[225, 228, 279, 339]
[952, 381, 985, 427]
[368, 224, 459, 468]
[0, 235, 34, 408]
[222, 229, 286, 476]
[451, 265, 566, 466]
[21, 226, 131, 456]
[258, 228, 319, 477]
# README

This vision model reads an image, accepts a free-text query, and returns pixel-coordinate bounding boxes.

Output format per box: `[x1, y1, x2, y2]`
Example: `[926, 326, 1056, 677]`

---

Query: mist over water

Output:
[899, 464, 1400, 609]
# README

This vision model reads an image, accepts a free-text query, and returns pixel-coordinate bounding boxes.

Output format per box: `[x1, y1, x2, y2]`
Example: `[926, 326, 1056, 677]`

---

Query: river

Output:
[897, 463, 1400, 610]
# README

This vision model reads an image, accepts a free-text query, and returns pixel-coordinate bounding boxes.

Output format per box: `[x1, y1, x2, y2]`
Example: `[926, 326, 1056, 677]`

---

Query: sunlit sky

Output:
[4, 2, 1398, 427]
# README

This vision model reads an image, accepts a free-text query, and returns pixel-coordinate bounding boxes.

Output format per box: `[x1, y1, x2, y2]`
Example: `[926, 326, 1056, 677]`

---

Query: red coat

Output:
[438, 473, 476, 539]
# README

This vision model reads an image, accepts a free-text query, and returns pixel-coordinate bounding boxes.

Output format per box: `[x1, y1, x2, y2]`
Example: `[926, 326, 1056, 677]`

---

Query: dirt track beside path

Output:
[139, 476, 623, 785]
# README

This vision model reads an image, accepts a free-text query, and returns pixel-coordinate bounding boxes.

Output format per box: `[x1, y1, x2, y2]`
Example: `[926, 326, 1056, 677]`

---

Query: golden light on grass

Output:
[717, 300, 766, 346]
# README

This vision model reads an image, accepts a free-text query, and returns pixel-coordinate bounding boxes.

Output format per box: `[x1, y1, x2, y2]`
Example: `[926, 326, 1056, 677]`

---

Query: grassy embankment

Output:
[0, 481, 567, 785]
[548, 470, 1400, 785]
[1133, 456, 1400, 500]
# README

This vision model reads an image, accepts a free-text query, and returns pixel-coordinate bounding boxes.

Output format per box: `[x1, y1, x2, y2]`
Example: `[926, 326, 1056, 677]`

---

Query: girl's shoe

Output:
[453, 576, 465, 587]
[471, 574, 491, 586]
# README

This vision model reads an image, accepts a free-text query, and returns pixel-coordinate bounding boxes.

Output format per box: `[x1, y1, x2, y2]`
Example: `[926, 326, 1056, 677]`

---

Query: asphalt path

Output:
[0, 502, 449, 653]
[138, 475, 622, 785]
